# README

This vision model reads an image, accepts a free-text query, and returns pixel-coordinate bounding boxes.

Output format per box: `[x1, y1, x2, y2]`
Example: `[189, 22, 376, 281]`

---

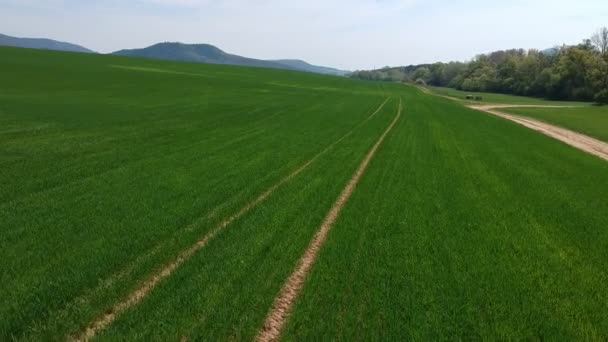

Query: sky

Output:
[1, 0, 607, 70]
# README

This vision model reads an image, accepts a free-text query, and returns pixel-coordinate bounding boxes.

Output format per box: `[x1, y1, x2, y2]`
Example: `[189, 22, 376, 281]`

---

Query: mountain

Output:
[113, 43, 300, 71]
[272, 59, 350, 76]
[112, 42, 349, 75]
[0, 33, 95, 53]
[0, 36, 349, 76]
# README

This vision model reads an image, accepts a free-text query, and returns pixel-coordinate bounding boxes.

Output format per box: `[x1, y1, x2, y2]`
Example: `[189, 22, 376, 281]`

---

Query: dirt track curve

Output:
[470, 104, 608, 162]
[416, 86, 608, 162]
[256, 99, 403, 342]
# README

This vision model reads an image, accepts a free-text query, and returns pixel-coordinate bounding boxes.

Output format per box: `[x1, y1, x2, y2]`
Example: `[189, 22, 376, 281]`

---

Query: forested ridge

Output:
[352, 28, 608, 103]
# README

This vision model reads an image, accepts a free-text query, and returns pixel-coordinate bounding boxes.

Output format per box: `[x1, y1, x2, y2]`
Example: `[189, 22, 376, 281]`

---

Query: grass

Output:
[0, 46, 390, 339]
[501, 105, 608, 142]
[3, 46, 608, 340]
[98, 98, 400, 341]
[428, 85, 590, 106]
[283, 91, 608, 340]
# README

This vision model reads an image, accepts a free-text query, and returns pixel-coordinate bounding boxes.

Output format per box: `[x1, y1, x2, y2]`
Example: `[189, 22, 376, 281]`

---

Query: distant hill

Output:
[113, 42, 349, 75]
[0, 33, 95, 53]
[0, 35, 349, 76]
[272, 59, 350, 76]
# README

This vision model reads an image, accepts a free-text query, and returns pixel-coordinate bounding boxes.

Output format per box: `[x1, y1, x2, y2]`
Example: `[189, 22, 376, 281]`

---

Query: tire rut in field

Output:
[255, 99, 403, 342]
[70, 97, 390, 342]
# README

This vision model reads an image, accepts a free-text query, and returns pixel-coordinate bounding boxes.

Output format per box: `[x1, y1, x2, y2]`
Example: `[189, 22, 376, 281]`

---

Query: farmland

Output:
[428, 86, 590, 106]
[2, 46, 608, 340]
[501, 105, 608, 142]
[283, 94, 608, 340]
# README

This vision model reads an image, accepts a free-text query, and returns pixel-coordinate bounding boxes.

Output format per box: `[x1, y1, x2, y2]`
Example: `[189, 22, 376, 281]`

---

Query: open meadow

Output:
[2, 46, 608, 340]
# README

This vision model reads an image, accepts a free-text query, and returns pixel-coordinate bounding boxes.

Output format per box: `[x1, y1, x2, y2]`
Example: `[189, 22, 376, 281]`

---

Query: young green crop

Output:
[2, 46, 608, 341]
[95, 98, 400, 341]
[0, 46, 391, 339]
[283, 91, 608, 340]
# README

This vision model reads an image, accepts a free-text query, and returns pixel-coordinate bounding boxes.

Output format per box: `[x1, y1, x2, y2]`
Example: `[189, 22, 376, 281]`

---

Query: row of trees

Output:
[352, 28, 608, 103]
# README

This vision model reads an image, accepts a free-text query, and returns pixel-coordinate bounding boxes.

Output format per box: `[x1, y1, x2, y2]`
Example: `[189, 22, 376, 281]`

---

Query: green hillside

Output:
[0, 33, 94, 53]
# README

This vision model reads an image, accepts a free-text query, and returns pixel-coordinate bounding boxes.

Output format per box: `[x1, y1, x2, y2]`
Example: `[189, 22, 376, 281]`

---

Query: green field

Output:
[2, 46, 608, 340]
[283, 94, 608, 340]
[429, 86, 590, 106]
[501, 106, 608, 142]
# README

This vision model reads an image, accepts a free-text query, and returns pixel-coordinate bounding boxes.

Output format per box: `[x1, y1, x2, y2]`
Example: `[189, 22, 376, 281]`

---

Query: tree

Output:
[428, 63, 446, 86]
[496, 56, 518, 93]
[351, 28, 607, 103]
[441, 62, 466, 86]
[413, 67, 431, 84]
[595, 89, 608, 104]
[550, 46, 597, 100]
[591, 27, 608, 55]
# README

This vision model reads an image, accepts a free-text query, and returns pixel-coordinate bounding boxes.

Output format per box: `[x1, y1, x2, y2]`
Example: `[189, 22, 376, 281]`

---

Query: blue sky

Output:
[1, 0, 606, 70]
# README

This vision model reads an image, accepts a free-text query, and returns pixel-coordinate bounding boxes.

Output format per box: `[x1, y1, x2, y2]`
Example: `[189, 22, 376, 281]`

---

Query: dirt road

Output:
[416, 86, 608, 162]
[470, 104, 608, 162]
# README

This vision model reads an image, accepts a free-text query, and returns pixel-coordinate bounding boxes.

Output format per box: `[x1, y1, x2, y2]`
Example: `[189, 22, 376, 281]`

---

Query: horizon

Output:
[1, 0, 607, 70]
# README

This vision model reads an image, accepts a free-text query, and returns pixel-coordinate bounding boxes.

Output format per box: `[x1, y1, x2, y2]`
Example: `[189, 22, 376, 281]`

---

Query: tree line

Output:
[352, 28, 608, 103]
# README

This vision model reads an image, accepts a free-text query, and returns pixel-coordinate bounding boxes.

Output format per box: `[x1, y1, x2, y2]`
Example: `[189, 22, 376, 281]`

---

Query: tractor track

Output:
[256, 99, 403, 342]
[70, 97, 391, 341]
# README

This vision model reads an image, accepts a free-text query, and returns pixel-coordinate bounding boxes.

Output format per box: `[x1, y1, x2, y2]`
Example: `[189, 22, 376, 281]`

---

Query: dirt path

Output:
[417, 86, 459, 101]
[470, 105, 608, 162]
[71, 97, 391, 341]
[256, 99, 403, 342]
[471, 104, 577, 110]
[417, 86, 608, 162]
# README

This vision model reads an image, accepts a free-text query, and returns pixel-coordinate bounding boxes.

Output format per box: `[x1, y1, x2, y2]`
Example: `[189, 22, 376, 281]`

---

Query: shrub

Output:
[594, 89, 608, 104]
[415, 78, 427, 86]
